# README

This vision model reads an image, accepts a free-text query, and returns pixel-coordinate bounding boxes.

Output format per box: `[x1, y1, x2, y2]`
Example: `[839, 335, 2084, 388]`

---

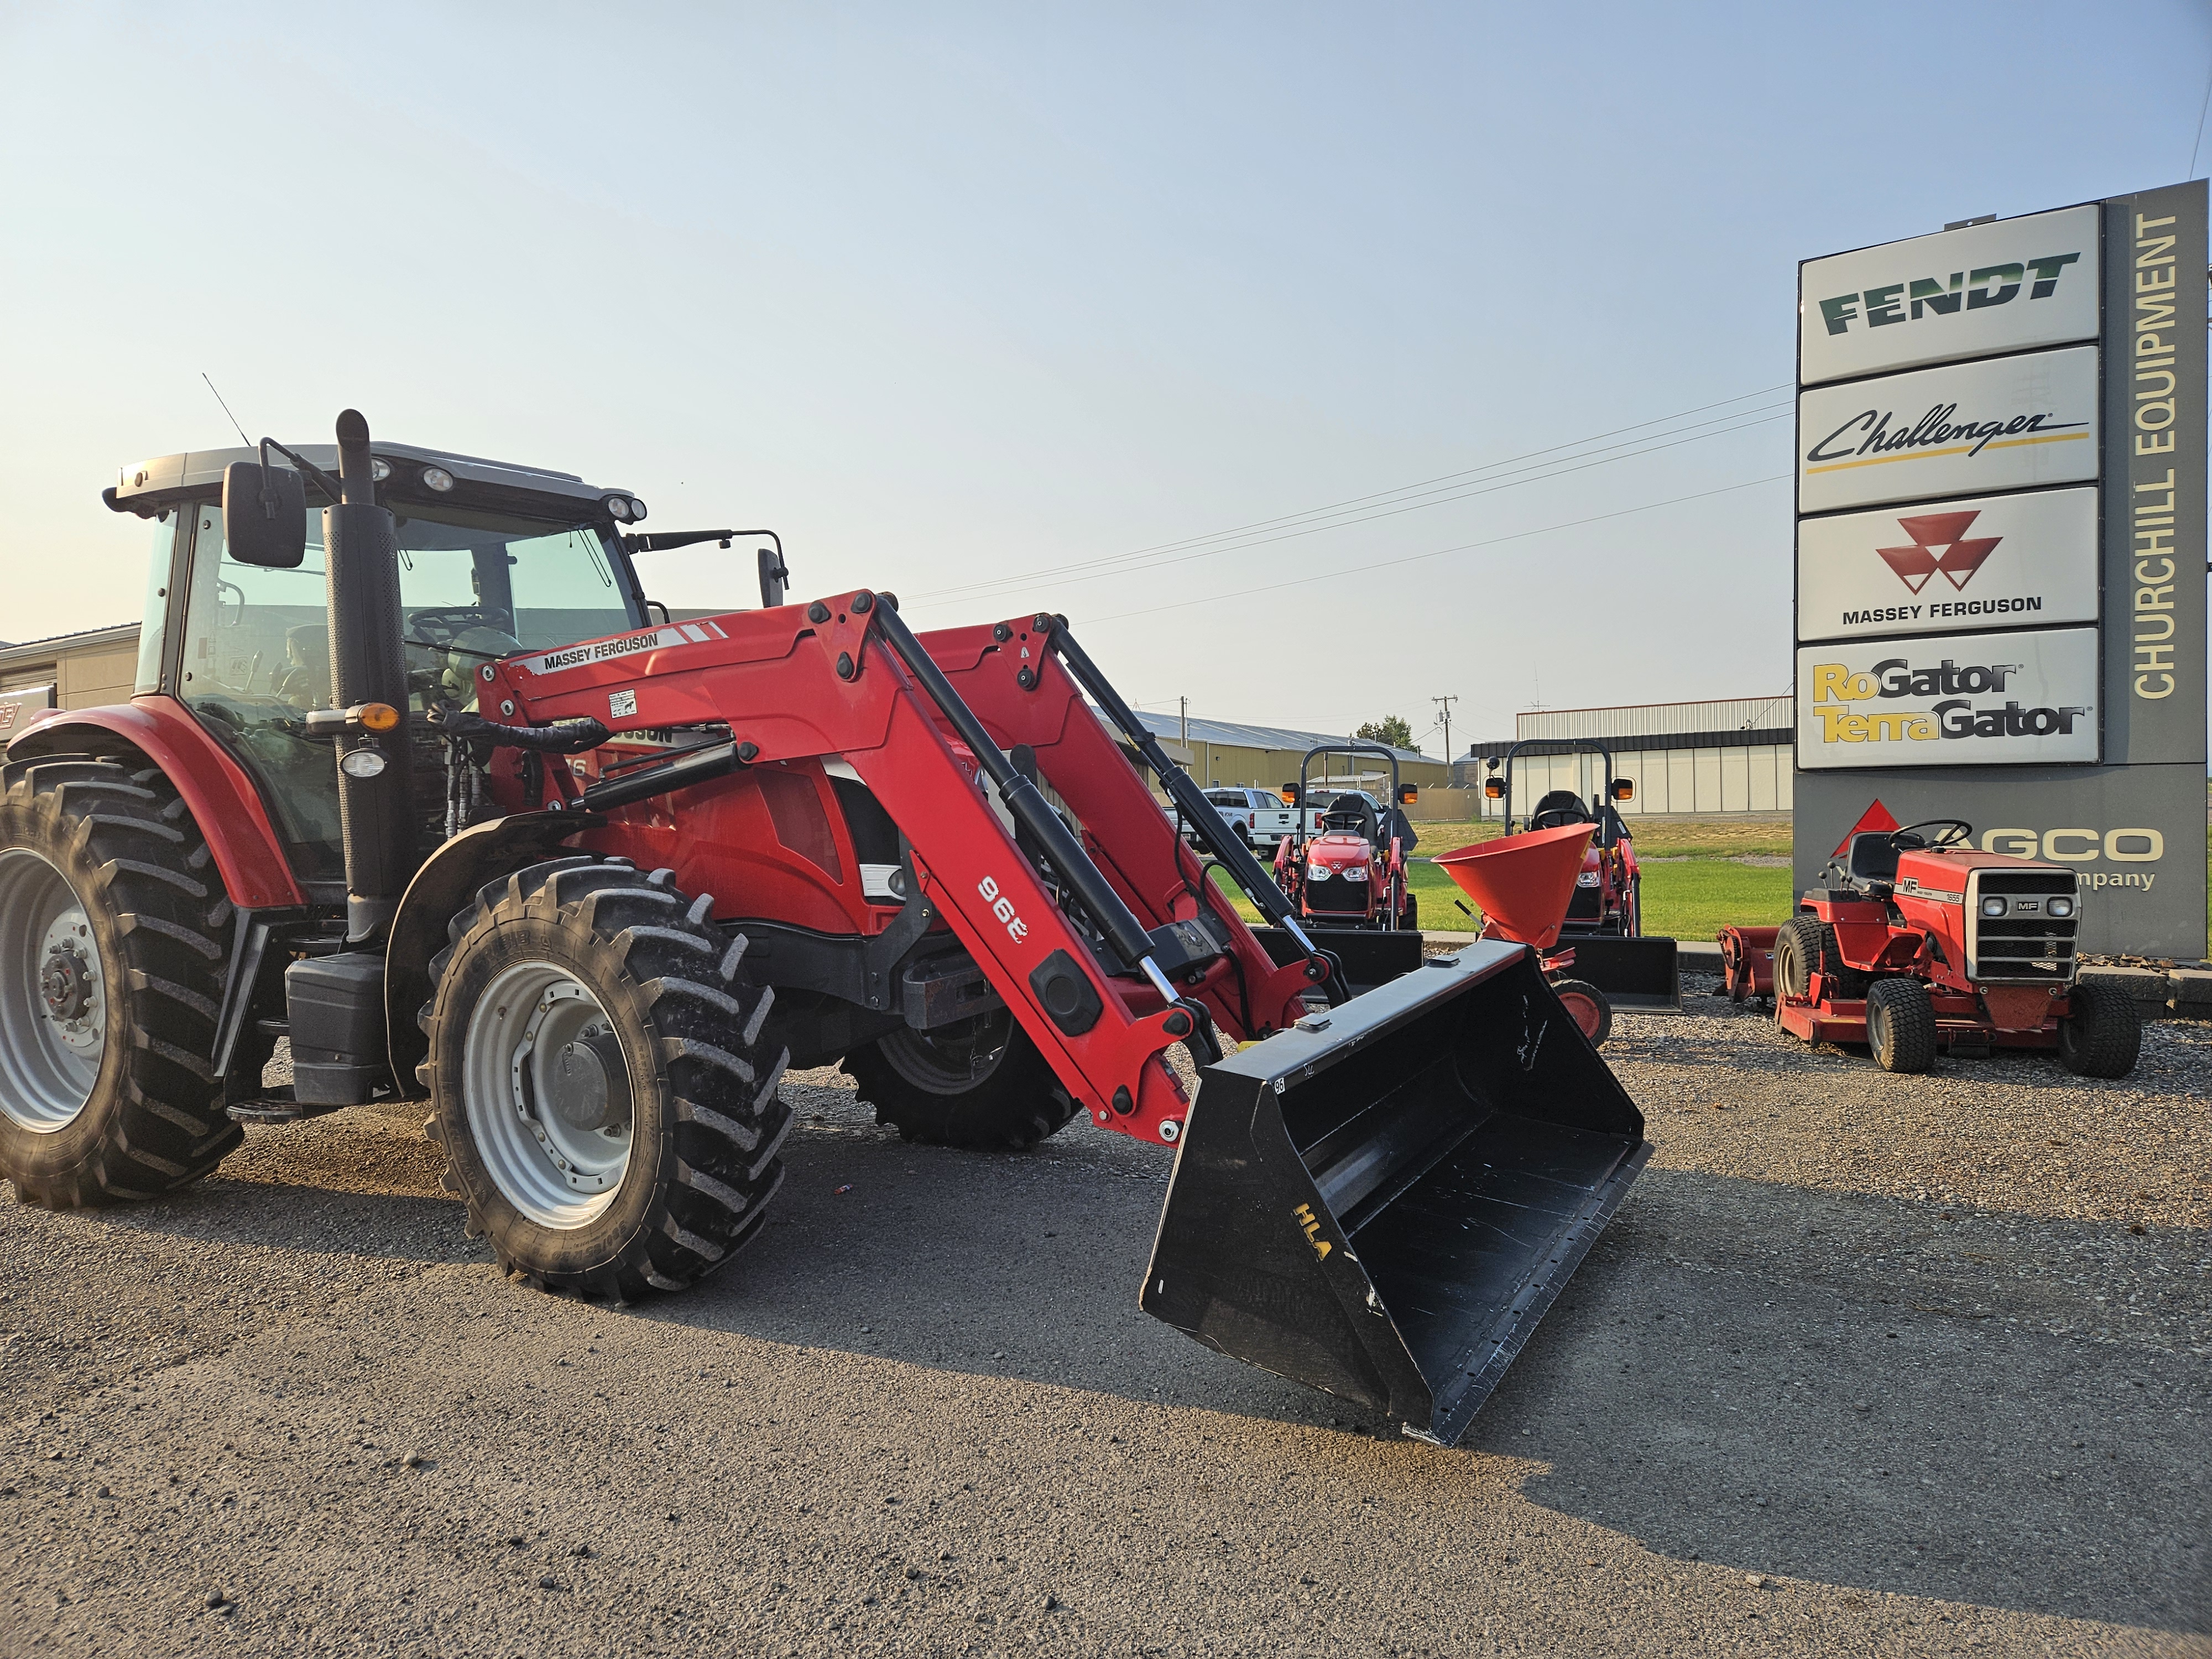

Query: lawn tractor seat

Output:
[1322, 793, 1380, 841]
[1528, 789, 1593, 831]
[1846, 831, 1901, 891]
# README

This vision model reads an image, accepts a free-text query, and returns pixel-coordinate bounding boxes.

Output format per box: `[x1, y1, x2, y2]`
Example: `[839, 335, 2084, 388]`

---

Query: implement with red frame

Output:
[1769, 817, 2139, 1076]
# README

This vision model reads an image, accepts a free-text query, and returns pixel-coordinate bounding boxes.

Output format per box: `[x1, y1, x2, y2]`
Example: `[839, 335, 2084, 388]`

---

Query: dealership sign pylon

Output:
[1793, 185, 2208, 959]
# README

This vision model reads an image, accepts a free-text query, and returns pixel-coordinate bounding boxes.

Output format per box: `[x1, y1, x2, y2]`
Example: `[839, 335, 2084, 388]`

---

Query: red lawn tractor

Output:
[0, 411, 1651, 1446]
[1763, 818, 2139, 1076]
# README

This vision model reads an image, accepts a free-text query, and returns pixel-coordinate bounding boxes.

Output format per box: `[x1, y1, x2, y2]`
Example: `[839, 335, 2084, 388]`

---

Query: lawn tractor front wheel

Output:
[0, 757, 241, 1206]
[2057, 981, 2141, 1079]
[420, 857, 791, 1297]
[845, 1009, 1079, 1150]
[1865, 977, 1936, 1073]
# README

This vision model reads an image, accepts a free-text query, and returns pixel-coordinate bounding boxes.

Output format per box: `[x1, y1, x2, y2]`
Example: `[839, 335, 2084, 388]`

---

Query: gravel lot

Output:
[2, 974, 2206, 1656]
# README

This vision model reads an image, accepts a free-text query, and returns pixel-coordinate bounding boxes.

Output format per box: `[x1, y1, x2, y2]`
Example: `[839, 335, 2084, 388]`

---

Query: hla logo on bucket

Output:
[1799, 204, 2101, 384]
[1797, 346, 2100, 513]
[1795, 486, 2100, 643]
[1794, 627, 2100, 768]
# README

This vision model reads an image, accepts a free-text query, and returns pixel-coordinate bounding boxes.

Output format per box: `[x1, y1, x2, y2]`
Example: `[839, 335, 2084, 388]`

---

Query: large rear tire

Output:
[2057, 981, 2141, 1079]
[1773, 914, 1867, 1006]
[0, 756, 242, 1205]
[844, 1009, 1079, 1150]
[420, 857, 791, 1297]
[1865, 977, 1936, 1073]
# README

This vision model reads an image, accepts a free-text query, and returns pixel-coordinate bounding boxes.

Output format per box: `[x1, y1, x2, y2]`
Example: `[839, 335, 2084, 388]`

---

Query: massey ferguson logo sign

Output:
[1799, 204, 2100, 384]
[1794, 627, 2099, 768]
[1796, 345, 2099, 513]
[1797, 486, 2099, 642]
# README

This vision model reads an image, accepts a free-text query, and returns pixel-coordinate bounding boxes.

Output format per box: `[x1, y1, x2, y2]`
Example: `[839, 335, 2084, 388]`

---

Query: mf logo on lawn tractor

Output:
[975, 875, 1029, 943]
[1291, 1202, 1332, 1261]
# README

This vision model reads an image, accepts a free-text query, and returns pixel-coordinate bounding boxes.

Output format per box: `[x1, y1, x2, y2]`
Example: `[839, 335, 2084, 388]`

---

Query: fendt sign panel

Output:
[1799, 204, 2100, 384]
[1796, 486, 2099, 641]
[1796, 627, 2100, 769]
[1792, 184, 2206, 959]
[1796, 345, 2100, 514]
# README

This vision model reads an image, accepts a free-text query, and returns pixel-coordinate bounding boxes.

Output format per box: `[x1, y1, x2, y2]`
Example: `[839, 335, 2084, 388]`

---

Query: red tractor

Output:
[1272, 744, 1419, 933]
[0, 411, 1650, 1446]
[1766, 818, 2140, 1076]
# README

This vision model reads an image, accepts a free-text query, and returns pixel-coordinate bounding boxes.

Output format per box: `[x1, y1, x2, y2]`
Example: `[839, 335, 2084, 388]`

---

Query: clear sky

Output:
[3, 2, 2206, 750]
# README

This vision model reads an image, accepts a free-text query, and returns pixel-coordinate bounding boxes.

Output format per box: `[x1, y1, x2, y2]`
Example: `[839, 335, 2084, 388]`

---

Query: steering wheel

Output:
[1890, 818, 1973, 852]
[405, 606, 512, 649]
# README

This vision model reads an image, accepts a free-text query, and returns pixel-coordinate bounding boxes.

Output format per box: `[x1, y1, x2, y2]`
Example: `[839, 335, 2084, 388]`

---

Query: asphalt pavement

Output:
[2, 979, 2206, 1656]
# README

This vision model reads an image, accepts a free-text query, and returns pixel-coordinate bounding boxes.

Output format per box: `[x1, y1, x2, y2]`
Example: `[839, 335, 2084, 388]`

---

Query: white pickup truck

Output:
[1193, 787, 1322, 851]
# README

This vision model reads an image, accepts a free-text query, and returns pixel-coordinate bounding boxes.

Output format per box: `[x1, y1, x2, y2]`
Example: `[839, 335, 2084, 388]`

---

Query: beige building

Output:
[1123, 709, 1449, 799]
[0, 622, 144, 716]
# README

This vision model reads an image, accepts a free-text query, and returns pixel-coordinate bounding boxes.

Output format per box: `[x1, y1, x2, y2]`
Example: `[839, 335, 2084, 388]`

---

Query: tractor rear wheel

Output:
[1865, 977, 1936, 1073]
[844, 1010, 1079, 1150]
[2057, 981, 2141, 1079]
[419, 857, 791, 1297]
[1548, 978, 1612, 1047]
[0, 756, 241, 1205]
[1774, 915, 1867, 1006]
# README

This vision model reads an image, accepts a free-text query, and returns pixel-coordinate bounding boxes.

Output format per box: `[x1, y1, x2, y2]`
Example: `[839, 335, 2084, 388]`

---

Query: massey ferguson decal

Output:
[1796, 487, 2099, 641]
[509, 620, 726, 679]
[1794, 628, 2099, 768]
[1796, 345, 2099, 513]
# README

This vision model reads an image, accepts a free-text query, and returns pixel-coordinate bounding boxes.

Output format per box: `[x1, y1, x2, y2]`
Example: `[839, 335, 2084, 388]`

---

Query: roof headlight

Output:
[625, 497, 648, 523]
[2046, 895, 2075, 918]
[369, 457, 392, 482]
[1979, 895, 2008, 918]
[421, 466, 456, 493]
[606, 495, 634, 522]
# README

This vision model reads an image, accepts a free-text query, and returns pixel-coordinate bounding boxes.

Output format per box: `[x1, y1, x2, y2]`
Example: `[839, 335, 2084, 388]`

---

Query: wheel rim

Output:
[0, 848, 105, 1133]
[462, 962, 632, 1229]
[879, 1009, 1014, 1094]
[1556, 989, 1604, 1042]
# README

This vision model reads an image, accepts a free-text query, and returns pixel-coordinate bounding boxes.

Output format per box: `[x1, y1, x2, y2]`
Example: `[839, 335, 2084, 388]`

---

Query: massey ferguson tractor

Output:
[1762, 818, 2140, 1076]
[0, 412, 1649, 1446]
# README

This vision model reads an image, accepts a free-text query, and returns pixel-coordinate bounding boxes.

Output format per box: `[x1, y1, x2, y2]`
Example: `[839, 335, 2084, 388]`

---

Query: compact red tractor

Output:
[0, 411, 1651, 1446]
[1271, 743, 1418, 932]
[1763, 818, 2140, 1076]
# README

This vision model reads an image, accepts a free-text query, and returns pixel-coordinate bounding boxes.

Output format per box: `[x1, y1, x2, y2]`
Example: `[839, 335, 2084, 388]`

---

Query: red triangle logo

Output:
[1833, 798, 1899, 858]
[1896, 509, 1980, 546]
[1876, 544, 1939, 593]
[1935, 536, 2000, 589]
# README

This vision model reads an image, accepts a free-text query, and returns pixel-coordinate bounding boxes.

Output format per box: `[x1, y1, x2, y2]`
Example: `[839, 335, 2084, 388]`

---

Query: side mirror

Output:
[758, 545, 789, 608]
[1483, 776, 1505, 800]
[1610, 779, 1635, 803]
[221, 462, 307, 568]
[1396, 783, 1418, 805]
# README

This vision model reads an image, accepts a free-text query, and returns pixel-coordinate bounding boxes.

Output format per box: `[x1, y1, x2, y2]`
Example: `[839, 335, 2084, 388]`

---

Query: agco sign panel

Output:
[1799, 204, 2099, 385]
[1795, 627, 2100, 769]
[1796, 486, 2099, 641]
[1796, 345, 2099, 513]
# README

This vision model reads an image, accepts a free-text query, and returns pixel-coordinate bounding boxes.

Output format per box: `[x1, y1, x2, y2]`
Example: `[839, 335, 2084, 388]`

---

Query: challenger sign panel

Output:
[1794, 627, 2100, 769]
[1799, 204, 2100, 385]
[1797, 345, 2099, 513]
[1796, 486, 2099, 641]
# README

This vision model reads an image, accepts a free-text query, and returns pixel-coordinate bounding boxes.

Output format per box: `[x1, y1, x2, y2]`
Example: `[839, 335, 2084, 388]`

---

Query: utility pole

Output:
[1431, 695, 1458, 771]
[1178, 696, 1188, 748]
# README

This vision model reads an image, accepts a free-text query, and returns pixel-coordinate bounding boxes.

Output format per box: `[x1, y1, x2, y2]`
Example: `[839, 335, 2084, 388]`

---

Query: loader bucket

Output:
[1562, 935, 1682, 1013]
[1140, 940, 1649, 1446]
[1431, 823, 1595, 948]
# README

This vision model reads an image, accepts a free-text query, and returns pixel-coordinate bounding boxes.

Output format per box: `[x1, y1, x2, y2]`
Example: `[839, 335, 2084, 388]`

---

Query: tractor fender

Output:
[4, 697, 304, 910]
[382, 810, 606, 1098]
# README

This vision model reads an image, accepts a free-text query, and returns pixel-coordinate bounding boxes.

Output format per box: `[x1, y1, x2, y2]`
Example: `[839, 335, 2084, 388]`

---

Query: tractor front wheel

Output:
[2057, 982, 2141, 1079]
[1548, 978, 1612, 1047]
[844, 1010, 1079, 1150]
[1865, 978, 1936, 1073]
[420, 857, 791, 1297]
[0, 757, 241, 1206]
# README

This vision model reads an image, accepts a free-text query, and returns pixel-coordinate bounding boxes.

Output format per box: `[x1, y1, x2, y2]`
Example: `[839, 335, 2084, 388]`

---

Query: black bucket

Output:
[1563, 934, 1682, 1013]
[1250, 925, 1425, 997]
[1140, 941, 1648, 1445]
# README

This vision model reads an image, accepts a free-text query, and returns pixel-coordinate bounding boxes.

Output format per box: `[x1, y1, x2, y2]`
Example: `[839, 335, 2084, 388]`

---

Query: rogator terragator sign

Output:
[1793, 185, 2207, 958]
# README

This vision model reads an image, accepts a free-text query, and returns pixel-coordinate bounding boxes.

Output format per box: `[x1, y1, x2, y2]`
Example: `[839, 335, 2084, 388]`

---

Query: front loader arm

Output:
[478, 592, 1254, 1146]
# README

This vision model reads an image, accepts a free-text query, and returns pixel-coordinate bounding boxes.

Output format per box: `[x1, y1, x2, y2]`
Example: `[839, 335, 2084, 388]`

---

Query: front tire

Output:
[0, 757, 241, 1206]
[420, 857, 791, 1297]
[844, 1010, 1079, 1150]
[1865, 977, 1936, 1073]
[2057, 981, 2141, 1079]
[1548, 977, 1613, 1047]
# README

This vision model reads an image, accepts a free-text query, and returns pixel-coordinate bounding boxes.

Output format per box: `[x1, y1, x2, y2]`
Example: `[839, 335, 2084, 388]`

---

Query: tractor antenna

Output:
[201, 374, 253, 448]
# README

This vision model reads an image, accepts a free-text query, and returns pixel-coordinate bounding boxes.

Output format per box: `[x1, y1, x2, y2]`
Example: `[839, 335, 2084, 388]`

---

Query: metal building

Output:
[1463, 695, 1795, 818]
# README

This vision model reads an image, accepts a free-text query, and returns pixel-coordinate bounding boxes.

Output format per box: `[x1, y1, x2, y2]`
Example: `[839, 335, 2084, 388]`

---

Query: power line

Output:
[2192, 58, 2212, 179]
[1077, 473, 1793, 627]
[909, 386, 1790, 605]
[908, 404, 1792, 610]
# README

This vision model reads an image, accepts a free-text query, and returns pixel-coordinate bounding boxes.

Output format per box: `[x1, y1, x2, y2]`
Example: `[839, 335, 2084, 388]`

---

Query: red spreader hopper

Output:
[1431, 823, 1597, 949]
